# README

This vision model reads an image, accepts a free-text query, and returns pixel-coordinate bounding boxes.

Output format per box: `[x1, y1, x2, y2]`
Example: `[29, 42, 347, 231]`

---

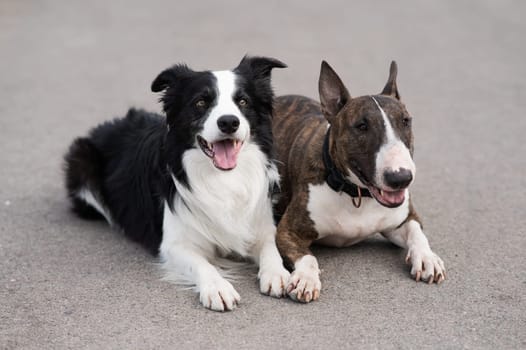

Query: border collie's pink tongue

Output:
[212, 140, 241, 170]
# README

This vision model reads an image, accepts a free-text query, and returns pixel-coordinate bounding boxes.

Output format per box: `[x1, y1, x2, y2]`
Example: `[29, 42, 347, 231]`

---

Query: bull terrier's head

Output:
[319, 61, 415, 208]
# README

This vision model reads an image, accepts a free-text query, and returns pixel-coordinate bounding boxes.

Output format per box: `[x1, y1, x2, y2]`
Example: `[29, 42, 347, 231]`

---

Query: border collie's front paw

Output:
[286, 268, 321, 303]
[199, 278, 241, 311]
[406, 247, 446, 284]
[258, 266, 290, 298]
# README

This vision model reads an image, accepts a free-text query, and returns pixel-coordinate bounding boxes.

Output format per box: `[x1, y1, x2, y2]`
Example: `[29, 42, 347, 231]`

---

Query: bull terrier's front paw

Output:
[405, 247, 446, 284]
[258, 266, 291, 298]
[199, 277, 241, 312]
[286, 269, 321, 303]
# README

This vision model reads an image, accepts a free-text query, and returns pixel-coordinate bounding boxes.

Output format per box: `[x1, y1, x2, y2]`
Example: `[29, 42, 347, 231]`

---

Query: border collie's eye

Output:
[402, 117, 412, 127]
[355, 120, 368, 131]
[195, 99, 206, 108]
[238, 98, 248, 107]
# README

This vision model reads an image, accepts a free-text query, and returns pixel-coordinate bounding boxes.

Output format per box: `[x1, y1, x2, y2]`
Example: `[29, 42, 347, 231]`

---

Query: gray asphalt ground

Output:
[1, 1, 525, 349]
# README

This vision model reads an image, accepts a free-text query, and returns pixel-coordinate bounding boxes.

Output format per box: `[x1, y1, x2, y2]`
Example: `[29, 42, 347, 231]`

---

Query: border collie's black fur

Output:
[64, 56, 290, 311]
[65, 109, 168, 252]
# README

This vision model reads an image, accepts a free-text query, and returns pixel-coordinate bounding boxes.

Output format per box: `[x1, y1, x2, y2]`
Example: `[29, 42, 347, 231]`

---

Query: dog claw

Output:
[200, 279, 240, 311]
[415, 271, 421, 281]
[406, 247, 445, 285]
[286, 262, 321, 303]
[297, 290, 303, 301]
[258, 266, 290, 298]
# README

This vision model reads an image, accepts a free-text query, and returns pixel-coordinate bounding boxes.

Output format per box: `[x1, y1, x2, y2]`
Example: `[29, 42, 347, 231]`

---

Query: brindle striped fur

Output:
[272, 95, 421, 267]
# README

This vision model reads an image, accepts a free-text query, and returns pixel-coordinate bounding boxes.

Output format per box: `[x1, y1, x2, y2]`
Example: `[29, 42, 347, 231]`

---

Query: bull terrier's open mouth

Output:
[197, 135, 244, 171]
[367, 185, 407, 208]
[348, 166, 407, 208]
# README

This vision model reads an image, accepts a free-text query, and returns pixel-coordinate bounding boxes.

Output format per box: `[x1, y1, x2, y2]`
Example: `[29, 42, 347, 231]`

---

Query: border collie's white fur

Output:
[64, 56, 290, 311]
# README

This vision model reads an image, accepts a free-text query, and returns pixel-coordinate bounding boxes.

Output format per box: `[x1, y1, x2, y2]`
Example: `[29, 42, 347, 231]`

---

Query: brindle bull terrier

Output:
[273, 61, 446, 303]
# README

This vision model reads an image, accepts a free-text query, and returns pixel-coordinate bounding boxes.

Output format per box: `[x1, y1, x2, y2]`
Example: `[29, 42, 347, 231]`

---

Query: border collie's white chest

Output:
[307, 183, 409, 247]
[165, 143, 276, 257]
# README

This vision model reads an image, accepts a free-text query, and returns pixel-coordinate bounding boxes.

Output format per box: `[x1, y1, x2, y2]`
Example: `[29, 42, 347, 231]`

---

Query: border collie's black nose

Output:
[384, 168, 413, 189]
[217, 115, 240, 134]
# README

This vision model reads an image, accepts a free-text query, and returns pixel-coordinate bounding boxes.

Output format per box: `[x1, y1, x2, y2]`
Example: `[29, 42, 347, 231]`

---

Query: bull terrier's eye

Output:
[402, 117, 412, 127]
[355, 120, 368, 131]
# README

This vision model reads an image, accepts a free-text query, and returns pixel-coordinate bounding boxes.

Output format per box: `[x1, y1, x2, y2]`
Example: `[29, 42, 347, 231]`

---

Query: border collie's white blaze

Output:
[197, 71, 250, 171]
[202, 71, 250, 142]
[64, 56, 289, 311]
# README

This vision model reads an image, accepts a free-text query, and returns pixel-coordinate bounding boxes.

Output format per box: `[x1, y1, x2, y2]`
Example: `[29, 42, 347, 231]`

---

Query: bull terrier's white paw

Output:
[286, 268, 321, 303]
[258, 266, 290, 298]
[199, 277, 241, 312]
[405, 247, 446, 284]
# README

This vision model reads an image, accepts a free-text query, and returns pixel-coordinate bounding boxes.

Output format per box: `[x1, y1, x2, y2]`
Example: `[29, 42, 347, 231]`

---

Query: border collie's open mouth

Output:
[197, 135, 243, 171]
[367, 185, 407, 208]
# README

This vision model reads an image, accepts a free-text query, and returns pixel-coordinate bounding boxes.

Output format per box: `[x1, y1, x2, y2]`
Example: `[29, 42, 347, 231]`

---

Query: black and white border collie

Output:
[64, 56, 290, 311]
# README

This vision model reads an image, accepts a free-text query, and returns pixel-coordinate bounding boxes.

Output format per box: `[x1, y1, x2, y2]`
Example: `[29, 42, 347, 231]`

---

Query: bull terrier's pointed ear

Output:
[381, 61, 400, 100]
[319, 61, 351, 123]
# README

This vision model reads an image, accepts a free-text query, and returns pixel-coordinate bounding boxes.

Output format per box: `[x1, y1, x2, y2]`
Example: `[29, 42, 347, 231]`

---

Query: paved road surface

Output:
[1, 1, 525, 349]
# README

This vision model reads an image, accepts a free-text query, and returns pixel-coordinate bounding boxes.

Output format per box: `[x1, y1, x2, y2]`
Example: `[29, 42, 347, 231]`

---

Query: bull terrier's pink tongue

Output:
[212, 140, 238, 170]
[383, 190, 405, 205]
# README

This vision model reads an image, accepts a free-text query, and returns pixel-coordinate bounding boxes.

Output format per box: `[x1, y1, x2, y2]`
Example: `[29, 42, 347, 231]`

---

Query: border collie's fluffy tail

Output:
[64, 137, 112, 224]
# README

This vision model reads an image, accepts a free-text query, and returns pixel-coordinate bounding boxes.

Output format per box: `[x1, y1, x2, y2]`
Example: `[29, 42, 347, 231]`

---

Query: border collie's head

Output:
[152, 56, 286, 173]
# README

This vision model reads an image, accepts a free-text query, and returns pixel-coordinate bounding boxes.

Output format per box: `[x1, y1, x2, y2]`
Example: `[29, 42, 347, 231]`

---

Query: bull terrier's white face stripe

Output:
[371, 96, 397, 144]
[371, 96, 416, 190]
[200, 70, 250, 144]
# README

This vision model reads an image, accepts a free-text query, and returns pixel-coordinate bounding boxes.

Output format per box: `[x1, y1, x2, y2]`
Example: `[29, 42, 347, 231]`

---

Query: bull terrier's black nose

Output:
[384, 168, 413, 189]
[217, 115, 240, 134]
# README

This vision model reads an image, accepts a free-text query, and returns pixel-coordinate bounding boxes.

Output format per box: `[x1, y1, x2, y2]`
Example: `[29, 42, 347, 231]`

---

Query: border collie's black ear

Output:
[380, 61, 400, 100]
[151, 64, 191, 93]
[235, 55, 287, 80]
[319, 61, 351, 123]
